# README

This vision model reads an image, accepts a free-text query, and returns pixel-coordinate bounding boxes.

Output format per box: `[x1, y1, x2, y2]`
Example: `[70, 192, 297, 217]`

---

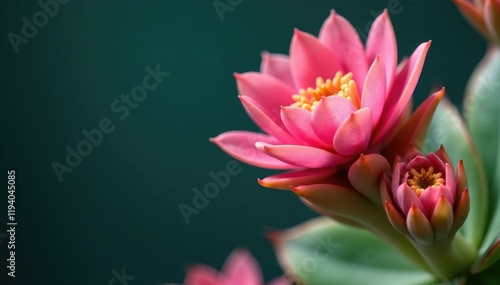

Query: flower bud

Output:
[454, 0, 500, 45]
[382, 146, 470, 246]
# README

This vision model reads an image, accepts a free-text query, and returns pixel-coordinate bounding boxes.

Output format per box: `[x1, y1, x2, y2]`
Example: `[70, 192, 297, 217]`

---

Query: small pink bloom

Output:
[454, 0, 500, 44]
[382, 146, 470, 245]
[212, 10, 434, 189]
[166, 249, 290, 285]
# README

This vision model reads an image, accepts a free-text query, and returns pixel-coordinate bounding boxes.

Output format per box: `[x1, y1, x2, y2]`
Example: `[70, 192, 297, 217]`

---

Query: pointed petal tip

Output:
[384, 200, 394, 209]
[290, 185, 306, 197]
[382, 9, 389, 17]
[257, 178, 292, 190]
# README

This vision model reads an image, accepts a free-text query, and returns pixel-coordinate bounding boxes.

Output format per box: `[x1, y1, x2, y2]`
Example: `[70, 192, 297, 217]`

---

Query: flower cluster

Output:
[173, 5, 500, 285]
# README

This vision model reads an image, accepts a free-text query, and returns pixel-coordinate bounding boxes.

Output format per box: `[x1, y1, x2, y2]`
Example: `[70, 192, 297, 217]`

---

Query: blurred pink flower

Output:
[167, 249, 290, 285]
[211, 10, 435, 189]
[454, 0, 500, 44]
[382, 146, 470, 245]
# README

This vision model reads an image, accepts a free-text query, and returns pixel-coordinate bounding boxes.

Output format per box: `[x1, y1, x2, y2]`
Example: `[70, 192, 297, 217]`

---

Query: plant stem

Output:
[411, 233, 477, 281]
[355, 210, 433, 272]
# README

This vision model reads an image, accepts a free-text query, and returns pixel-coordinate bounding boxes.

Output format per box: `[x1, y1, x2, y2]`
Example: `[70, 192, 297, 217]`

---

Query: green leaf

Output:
[423, 98, 488, 249]
[464, 46, 500, 231]
[463, 46, 500, 271]
[272, 218, 436, 285]
[476, 162, 500, 271]
[466, 255, 500, 284]
[472, 238, 500, 273]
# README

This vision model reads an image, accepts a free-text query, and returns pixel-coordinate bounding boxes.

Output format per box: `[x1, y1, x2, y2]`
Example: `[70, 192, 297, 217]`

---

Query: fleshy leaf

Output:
[464, 47, 500, 258]
[476, 148, 500, 272]
[271, 218, 436, 285]
[464, 257, 500, 284]
[472, 237, 500, 273]
[423, 98, 488, 249]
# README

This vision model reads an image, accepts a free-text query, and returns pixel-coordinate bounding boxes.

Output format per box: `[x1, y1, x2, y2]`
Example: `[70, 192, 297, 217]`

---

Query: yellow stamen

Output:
[291, 71, 360, 111]
[406, 166, 445, 197]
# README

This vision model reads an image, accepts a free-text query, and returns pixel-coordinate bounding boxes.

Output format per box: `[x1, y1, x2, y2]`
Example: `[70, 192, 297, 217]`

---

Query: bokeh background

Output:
[0, 0, 487, 284]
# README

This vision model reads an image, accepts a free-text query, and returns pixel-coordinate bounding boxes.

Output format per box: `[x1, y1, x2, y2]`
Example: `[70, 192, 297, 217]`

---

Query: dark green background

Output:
[0, 0, 486, 284]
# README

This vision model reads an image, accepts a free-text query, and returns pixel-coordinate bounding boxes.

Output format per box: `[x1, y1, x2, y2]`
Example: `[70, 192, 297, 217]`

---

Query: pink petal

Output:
[419, 185, 454, 218]
[311, 96, 356, 144]
[256, 142, 351, 168]
[239, 96, 299, 144]
[373, 41, 431, 144]
[348, 153, 391, 204]
[281, 106, 331, 148]
[435, 144, 453, 166]
[235, 72, 295, 122]
[366, 10, 397, 89]
[185, 265, 223, 285]
[290, 29, 342, 89]
[211, 131, 295, 169]
[381, 89, 444, 155]
[319, 10, 368, 86]
[222, 250, 263, 285]
[406, 157, 433, 174]
[445, 163, 457, 204]
[396, 184, 425, 216]
[361, 55, 387, 127]
[258, 168, 339, 190]
[426, 152, 447, 174]
[333, 108, 373, 156]
[260, 52, 296, 89]
[392, 163, 405, 201]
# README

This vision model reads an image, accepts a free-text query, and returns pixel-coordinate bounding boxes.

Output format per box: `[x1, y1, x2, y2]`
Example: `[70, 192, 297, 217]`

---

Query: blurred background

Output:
[0, 0, 487, 284]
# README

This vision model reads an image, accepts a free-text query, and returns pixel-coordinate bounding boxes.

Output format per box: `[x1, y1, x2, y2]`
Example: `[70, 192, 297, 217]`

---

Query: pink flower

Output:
[382, 146, 470, 245]
[211, 10, 434, 189]
[454, 0, 500, 44]
[166, 249, 290, 285]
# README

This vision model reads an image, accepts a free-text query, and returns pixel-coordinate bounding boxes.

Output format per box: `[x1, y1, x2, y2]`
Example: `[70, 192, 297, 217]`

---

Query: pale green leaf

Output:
[273, 218, 436, 285]
[464, 47, 500, 217]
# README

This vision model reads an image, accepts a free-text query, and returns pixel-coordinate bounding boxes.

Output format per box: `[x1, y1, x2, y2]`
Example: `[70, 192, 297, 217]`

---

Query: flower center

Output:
[291, 71, 360, 111]
[406, 167, 445, 197]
